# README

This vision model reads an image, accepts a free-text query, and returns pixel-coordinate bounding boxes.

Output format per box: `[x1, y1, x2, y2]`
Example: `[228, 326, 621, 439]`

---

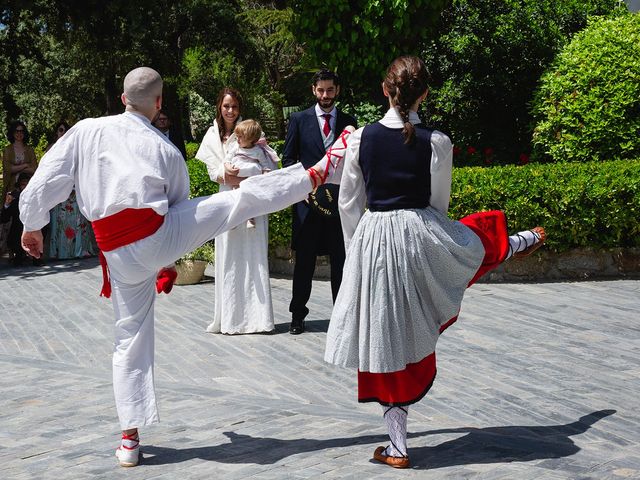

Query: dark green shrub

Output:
[0, 138, 8, 176]
[450, 159, 640, 252]
[270, 139, 284, 159]
[291, 0, 448, 101]
[532, 14, 640, 162]
[268, 208, 292, 252]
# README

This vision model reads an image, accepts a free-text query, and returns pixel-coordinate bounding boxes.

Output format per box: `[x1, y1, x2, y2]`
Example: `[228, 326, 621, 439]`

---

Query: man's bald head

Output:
[122, 67, 163, 113]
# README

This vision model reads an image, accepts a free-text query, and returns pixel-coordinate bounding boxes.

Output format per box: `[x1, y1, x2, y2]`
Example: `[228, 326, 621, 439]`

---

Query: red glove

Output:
[156, 267, 178, 294]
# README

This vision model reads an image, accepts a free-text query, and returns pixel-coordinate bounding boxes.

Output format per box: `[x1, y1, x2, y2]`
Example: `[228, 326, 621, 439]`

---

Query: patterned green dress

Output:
[49, 190, 98, 259]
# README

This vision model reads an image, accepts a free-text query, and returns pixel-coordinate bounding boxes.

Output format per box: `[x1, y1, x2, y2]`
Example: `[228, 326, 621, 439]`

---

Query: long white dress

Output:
[195, 120, 275, 334]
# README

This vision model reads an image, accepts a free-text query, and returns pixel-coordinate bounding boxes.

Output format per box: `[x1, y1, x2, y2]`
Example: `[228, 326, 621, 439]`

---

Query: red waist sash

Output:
[92, 208, 165, 298]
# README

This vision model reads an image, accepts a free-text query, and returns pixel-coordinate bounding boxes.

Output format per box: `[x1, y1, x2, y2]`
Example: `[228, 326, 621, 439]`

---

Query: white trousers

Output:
[105, 164, 311, 429]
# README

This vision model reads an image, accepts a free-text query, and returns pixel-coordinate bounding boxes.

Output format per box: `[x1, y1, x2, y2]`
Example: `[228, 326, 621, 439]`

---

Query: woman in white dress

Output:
[195, 88, 275, 334]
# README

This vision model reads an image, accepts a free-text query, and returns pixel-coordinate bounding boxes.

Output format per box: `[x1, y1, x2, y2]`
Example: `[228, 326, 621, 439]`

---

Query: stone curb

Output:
[270, 247, 640, 282]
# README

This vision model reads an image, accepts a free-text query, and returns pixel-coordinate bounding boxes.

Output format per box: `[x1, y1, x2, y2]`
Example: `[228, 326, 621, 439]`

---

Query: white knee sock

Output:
[382, 406, 409, 457]
[505, 229, 542, 260]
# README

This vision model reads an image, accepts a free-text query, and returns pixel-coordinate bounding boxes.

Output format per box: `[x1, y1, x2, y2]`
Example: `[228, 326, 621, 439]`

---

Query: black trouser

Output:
[289, 211, 345, 323]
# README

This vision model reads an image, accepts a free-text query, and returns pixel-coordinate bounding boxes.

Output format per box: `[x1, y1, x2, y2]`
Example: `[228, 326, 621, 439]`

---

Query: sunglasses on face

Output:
[15, 129, 25, 133]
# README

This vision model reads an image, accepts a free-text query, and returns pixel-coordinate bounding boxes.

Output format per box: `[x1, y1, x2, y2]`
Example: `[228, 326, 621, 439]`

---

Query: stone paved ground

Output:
[0, 257, 638, 479]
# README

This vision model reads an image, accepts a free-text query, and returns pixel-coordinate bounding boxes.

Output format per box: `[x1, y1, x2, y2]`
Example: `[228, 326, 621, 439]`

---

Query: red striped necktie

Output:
[322, 114, 331, 136]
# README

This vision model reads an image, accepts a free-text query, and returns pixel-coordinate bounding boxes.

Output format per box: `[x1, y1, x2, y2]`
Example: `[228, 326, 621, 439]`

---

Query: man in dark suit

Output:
[153, 109, 187, 160]
[282, 69, 357, 334]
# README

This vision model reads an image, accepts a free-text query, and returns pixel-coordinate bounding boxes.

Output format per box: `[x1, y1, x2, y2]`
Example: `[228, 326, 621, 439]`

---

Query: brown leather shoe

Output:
[513, 226, 546, 258]
[373, 446, 410, 469]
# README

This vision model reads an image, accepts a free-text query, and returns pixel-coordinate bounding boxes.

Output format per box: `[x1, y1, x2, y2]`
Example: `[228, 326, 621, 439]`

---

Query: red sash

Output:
[92, 208, 165, 298]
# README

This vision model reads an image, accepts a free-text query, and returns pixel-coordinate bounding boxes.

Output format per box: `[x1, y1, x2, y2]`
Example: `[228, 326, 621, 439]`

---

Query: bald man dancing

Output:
[19, 67, 352, 467]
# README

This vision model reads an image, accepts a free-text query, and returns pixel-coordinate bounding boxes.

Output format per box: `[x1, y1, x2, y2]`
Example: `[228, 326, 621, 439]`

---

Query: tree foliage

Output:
[532, 13, 640, 163]
[1, 1, 244, 142]
[422, 0, 623, 164]
[290, 0, 448, 102]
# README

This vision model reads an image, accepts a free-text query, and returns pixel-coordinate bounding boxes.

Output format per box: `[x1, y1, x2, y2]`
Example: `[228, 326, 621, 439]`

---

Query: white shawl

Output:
[195, 120, 238, 183]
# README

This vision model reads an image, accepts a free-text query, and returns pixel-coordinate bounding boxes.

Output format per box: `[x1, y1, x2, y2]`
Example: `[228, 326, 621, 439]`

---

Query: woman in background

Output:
[2, 121, 37, 197]
[1, 121, 38, 255]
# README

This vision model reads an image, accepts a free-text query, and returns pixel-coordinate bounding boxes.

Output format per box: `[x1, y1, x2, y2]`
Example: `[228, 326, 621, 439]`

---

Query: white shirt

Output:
[338, 107, 453, 249]
[20, 111, 189, 231]
[315, 104, 337, 136]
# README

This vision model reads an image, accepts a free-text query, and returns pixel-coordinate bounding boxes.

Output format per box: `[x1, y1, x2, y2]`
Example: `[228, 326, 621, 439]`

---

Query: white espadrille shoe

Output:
[115, 432, 140, 467]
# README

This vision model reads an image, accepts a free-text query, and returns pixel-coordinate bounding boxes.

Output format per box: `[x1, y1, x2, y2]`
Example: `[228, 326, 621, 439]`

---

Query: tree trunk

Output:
[104, 70, 122, 115]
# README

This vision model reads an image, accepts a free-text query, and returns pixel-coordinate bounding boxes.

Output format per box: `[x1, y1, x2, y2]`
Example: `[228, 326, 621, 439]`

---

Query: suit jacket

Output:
[282, 106, 357, 248]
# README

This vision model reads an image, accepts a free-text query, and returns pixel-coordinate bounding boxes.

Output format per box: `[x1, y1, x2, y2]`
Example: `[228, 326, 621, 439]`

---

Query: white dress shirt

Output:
[315, 104, 337, 145]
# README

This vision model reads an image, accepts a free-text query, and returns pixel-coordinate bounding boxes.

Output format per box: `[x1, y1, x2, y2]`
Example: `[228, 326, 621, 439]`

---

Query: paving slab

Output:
[0, 257, 638, 479]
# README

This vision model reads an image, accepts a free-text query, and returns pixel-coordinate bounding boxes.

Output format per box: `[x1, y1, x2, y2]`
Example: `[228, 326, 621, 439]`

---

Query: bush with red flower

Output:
[453, 145, 499, 167]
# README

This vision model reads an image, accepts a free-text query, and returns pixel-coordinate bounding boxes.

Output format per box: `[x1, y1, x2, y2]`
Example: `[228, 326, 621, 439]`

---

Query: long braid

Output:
[383, 56, 429, 145]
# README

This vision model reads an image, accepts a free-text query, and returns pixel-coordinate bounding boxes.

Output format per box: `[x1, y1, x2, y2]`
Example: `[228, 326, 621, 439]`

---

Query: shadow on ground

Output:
[0, 256, 99, 279]
[142, 409, 614, 470]
[272, 319, 330, 334]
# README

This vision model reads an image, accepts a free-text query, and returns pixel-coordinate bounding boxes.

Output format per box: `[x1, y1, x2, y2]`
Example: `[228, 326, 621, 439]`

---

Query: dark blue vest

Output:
[359, 122, 433, 211]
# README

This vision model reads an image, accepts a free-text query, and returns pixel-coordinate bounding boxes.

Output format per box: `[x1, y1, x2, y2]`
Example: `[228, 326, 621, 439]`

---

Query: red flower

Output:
[519, 153, 530, 165]
[483, 147, 494, 156]
[64, 226, 75, 240]
[453, 146, 461, 156]
[484, 157, 493, 165]
[467, 146, 477, 155]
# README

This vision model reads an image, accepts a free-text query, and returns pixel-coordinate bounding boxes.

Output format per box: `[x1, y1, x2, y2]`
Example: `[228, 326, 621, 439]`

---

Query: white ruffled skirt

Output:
[325, 207, 485, 373]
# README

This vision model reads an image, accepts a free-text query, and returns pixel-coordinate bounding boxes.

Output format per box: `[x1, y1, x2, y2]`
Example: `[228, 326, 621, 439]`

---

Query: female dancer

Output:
[324, 56, 545, 469]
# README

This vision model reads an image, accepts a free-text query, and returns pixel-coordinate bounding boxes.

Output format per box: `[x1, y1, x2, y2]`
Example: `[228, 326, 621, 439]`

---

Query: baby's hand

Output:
[224, 162, 240, 176]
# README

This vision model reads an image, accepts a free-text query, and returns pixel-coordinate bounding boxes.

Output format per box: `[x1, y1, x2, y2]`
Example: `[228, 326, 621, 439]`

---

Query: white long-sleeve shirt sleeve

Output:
[338, 127, 367, 250]
[19, 126, 78, 231]
[429, 131, 453, 215]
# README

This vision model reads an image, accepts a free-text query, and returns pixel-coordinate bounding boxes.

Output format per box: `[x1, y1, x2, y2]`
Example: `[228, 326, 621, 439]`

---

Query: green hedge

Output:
[187, 154, 639, 254]
[450, 159, 640, 252]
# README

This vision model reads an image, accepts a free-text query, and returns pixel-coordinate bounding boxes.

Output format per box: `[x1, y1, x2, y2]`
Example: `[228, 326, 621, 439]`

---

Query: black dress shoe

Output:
[289, 321, 305, 335]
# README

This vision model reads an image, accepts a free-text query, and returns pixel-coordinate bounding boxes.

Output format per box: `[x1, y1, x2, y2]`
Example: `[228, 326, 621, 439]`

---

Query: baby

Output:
[224, 119, 279, 228]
